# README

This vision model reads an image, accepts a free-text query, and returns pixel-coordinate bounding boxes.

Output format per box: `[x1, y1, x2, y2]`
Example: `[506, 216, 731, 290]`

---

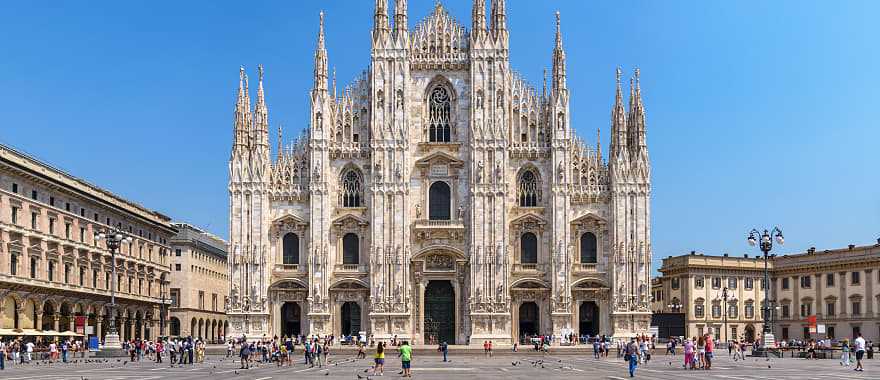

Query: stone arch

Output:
[516, 165, 542, 207]
[424, 75, 457, 143]
[42, 300, 56, 331]
[169, 316, 181, 336]
[510, 278, 550, 289]
[59, 301, 74, 332]
[198, 318, 205, 339]
[190, 317, 197, 338]
[428, 181, 452, 220]
[268, 278, 309, 289]
[339, 165, 364, 207]
[412, 245, 467, 262]
[0, 295, 18, 329]
[329, 278, 371, 290]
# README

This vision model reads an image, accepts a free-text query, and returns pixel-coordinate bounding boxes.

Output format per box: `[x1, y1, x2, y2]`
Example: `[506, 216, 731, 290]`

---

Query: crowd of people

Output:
[0, 338, 88, 369]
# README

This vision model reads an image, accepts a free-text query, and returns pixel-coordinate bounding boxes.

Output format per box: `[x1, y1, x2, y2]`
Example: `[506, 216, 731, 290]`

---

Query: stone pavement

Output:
[0, 352, 876, 379]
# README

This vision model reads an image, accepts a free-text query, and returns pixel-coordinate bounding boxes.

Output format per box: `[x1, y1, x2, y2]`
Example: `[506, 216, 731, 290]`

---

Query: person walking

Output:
[625, 338, 638, 377]
[438, 341, 448, 362]
[704, 334, 714, 370]
[239, 340, 251, 369]
[0, 339, 6, 370]
[683, 337, 694, 369]
[399, 341, 413, 378]
[840, 340, 851, 367]
[854, 333, 866, 372]
[373, 342, 385, 376]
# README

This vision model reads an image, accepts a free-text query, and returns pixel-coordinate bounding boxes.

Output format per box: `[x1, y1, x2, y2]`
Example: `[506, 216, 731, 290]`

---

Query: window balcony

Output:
[334, 264, 368, 273]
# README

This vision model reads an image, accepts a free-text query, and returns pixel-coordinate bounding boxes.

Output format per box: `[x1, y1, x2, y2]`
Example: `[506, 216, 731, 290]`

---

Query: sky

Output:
[1, 0, 878, 273]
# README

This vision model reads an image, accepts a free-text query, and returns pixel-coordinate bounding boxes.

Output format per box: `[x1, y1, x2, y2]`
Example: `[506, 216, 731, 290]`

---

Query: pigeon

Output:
[325, 371, 330, 376]
[358, 374, 364, 379]
[511, 362, 517, 366]
[363, 369, 370, 373]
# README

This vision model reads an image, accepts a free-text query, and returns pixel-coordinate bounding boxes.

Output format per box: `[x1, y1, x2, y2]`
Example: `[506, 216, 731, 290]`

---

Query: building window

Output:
[427, 85, 451, 142]
[175, 249, 181, 256]
[64, 263, 70, 283]
[781, 327, 789, 340]
[827, 326, 835, 339]
[79, 266, 85, 286]
[11, 206, 19, 225]
[520, 232, 538, 264]
[826, 273, 834, 287]
[10, 255, 17, 276]
[48, 218, 55, 234]
[745, 302, 755, 319]
[781, 277, 790, 290]
[851, 271, 860, 285]
[283, 233, 300, 265]
[826, 302, 835, 316]
[80, 208, 85, 217]
[105, 272, 110, 290]
[212, 294, 218, 312]
[712, 303, 722, 318]
[175, 263, 181, 271]
[65, 223, 71, 239]
[340, 169, 363, 207]
[671, 277, 680, 290]
[170, 288, 180, 308]
[728, 277, 737, 289]
[744, 277, 753, 290]
[803, 326, 811, 340]
[93, 270, 98, 288]
[728, 303, 738, 318]
[800, 275, 811, 288]
[695, 277, 704, 289]
[342, 233, 359, 265]
[852, 301, 861, 316]
[31, 212, 37, 229]
[517, 169, 540, 207]
[579, 232, 598, 264]
[731, 326, 738, 340]
[198, 291, 205, 310]
[695, 304, 705, 318]
[31, 190, 37, 200]
[712, 277, 721, 289]
[50, 196, 55, 206]
[12, 183, 18, 193]
[782, 304, 790, 318]
[80, 227, 86, 243]
[428, 181, 451, 220]
[48, 261, 55, 282]
[65, 202, 70, 211]
[800, 302, 812, 317]
[852, 326, 860, 338]
[30, 257, 37, 279]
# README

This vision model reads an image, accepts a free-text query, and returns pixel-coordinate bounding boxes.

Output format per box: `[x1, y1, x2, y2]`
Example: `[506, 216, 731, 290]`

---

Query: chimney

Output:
[807, 247, 815, 254]
[848, 244, 855, 250]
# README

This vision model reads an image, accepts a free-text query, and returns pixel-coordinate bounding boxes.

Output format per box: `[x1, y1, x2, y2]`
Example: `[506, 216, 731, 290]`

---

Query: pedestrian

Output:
[239, 340, 251, 369]
[483, 341, 489, 357]
[357, 342, 366, 359]
[438, 341, 448, 362]
[594, 338, 601, 359]
[373, 342, 385, 376]
[0, 339, 6, 370]
[625, 338, 638, 377]
[840, 340, 851, 366]
[61, 340, 69, 363]
[704, 334, 714, 370]
[399, 340, 413, 378]
[683, 337, 694, 369]
[854, 332, 866, 372]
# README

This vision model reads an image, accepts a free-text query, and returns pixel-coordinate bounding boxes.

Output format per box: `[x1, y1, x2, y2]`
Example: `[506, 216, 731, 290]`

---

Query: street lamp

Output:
[667, 302, 683, 313]
[94, 227, 133, 349]
[747, 227, 783, 348]
[718, 287, 737, 345]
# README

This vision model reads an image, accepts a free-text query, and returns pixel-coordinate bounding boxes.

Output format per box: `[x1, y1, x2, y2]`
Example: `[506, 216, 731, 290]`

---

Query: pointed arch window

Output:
[580, 232, 597, 263]
[342, 233, 359, 265]
[520, 232, 538, 264]
[341, 169, 363, 207]
[282, 233, 299, 265]
[518, 169, 540, 207]
[428, 86, 451, 142]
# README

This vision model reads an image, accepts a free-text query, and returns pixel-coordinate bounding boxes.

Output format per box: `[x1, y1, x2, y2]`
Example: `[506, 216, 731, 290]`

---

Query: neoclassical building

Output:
[0, 143, 175, 342]
[227, 1, 653, 344]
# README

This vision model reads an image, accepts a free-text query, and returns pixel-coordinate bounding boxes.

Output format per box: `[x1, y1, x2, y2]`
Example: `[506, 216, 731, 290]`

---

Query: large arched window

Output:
[580, 232, 597, 263]
[518, 169, 540, 207]
[428, 181, 451, 220]
[428, 86, 451, 142]
[520, 232, 538, 264]
[341, 169, 363, 207]
[342, 233, 359, 265]
[282, 233, 300, 265]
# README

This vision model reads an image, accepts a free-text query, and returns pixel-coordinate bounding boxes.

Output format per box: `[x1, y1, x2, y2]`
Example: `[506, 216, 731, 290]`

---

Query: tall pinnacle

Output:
[374, 0, 389, 32]
[596, 127, 602, 163]
[472, 0, 486, 33]
[233, 66, 248, 148]
[313, 11, 328, 92]
[491, 0, 507, 33]
[610, 67, 628, 159]
[552, 11, 567, 92]
[276, 125, 283, 161]
[394, 0, 408, 34]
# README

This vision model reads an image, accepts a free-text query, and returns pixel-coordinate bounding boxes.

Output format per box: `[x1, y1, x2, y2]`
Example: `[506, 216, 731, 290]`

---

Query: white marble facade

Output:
[226, 1, 652, 344]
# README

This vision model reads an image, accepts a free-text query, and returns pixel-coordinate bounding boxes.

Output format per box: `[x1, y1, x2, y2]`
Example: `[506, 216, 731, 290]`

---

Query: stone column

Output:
[815, 273, 823, 318]
[54, 315, 60, 331]
[69, 316, 76, 332]
[139, 320, 145, 340]
[96, 315, 103, 340]
[865, 269, 874, 316]
[35, 313, 43, 331]
[839, 272, 847, 317]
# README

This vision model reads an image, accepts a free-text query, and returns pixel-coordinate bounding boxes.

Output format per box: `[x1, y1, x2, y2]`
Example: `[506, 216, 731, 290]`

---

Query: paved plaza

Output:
[0, 352, 877, 380]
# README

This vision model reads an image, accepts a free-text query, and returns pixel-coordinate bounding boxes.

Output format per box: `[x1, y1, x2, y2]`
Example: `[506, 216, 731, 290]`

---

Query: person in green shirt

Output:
[398, 341, 413, 377]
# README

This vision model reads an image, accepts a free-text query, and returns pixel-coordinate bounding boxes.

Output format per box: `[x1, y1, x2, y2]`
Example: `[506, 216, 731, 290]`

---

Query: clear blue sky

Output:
[2, 1, 878, 272]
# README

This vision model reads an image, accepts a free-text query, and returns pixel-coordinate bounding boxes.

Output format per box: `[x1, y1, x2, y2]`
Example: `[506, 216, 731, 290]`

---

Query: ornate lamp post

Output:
[747, 227, 783, 348]
[718, 287, 737, 345]
[94, 227, 133, 349]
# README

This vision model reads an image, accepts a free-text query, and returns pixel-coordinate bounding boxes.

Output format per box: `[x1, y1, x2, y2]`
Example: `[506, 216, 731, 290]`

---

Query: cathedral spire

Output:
[332, 67, 337, 99]
[610, 67, 628, 160]
[233, 66, 249, 149]
[542, 68, 548, 99]
[254, 64, 269, 149]
[551, 11, 567, 92]
[597, 127, 602, 163]
[276, 124, 283, 161]
[472, 0, 486, 34]
[394, 0, 407, 34]
[313, 11, 328, 93]
[374, 0, 390, 33]
[631, 68, 648, 153]
[491, 0, 507, 33]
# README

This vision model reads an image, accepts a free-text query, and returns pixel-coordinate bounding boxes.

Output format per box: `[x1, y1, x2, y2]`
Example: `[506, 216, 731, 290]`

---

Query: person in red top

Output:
[156, 341, 164, 364]
[704, 334, 714, 370]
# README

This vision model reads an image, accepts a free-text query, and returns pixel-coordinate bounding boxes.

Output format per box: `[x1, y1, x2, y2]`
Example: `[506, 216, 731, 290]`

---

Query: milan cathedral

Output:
[226, 0, 652, 344]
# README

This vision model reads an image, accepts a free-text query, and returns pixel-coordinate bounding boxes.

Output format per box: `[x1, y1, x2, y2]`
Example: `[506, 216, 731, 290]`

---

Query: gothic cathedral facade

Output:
[227, 1, 652, 344]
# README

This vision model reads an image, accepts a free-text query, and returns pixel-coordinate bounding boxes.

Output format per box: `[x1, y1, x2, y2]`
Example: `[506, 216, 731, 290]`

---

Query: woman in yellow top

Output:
[373, 342, 385, 376]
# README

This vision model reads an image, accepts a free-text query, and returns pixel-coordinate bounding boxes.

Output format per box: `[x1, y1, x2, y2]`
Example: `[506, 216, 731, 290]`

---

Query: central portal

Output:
[424, 280, 455, 344]
[281, 302, 302, 338]
[341, 302, 361, 336]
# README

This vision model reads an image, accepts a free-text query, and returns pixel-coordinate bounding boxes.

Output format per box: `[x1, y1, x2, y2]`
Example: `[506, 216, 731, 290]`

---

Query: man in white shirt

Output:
[854, 333, 866, 372]
[25, 341, 34, 362]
